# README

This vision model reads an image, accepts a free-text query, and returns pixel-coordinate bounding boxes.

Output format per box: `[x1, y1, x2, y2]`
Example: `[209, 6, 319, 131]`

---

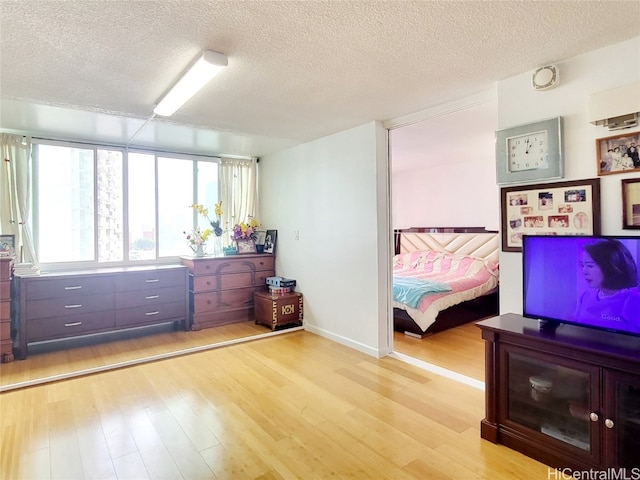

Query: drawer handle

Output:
[64, 304, 82, 309]
[206, 265, 211, 269]
[64, 321, 82, 327]
[145, 295, 160, 299]
[145, 279, 160, 283]
[145, 311, 160, 316]
[64, 285, 82, 290]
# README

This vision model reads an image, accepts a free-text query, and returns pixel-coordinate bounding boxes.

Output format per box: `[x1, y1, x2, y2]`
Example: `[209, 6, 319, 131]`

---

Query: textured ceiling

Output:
[1, 0, 639, 157]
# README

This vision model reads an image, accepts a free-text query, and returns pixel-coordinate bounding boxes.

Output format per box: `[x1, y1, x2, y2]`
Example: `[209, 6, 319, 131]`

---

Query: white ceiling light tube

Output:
[153, 50, 228, 117]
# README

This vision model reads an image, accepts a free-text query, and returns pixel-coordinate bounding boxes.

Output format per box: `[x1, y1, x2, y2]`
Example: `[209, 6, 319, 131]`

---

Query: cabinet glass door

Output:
[605, 371, 640, 468]
[505, 350, 598, 455]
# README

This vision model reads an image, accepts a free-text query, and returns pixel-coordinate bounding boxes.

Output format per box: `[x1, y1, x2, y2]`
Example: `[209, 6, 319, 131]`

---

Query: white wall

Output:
[392, 157, 499, 230]
[498, 36, 640, 316]
[390, 100, 499, 230]
[259, 121, 392, 357]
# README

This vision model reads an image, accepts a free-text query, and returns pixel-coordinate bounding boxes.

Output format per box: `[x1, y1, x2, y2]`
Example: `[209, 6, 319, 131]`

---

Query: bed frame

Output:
[393, 227, 499, 337]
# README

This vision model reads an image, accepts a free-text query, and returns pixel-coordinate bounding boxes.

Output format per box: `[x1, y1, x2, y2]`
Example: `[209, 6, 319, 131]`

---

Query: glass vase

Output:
[211, 235, 223, 256]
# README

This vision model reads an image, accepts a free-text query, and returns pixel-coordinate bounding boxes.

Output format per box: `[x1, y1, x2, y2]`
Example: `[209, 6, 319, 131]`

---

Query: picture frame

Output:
[0, 234, 15, 257]
[236, 238, 257, 255]
[622, 178, 640, 230]
[501, 178, 601, 252]
[264, 229, 277, 254]
[255, 230, 267, 245]
[596, 131, 640, 175]
[495, 116, 563, 185]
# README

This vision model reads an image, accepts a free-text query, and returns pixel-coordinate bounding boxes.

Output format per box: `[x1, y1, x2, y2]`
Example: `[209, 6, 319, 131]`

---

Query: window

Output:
[32, 140, 219, 266]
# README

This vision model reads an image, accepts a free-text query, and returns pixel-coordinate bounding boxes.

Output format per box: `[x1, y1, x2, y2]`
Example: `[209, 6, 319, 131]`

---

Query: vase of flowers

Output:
[191, 201, 224, 256]
[184, 228, 210, 257]
[230, 216, 259, 242]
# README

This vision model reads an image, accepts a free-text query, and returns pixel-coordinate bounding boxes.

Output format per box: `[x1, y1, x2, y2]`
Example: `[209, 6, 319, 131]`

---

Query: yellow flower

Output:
[230, 216, 260, 241]
[191, 202, 223, 236]
[190, 203, 208, 217]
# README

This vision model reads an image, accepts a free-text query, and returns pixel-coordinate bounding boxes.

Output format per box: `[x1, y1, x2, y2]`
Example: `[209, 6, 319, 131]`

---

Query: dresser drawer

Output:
[0, 259, 12, 279]
[27, 293, 115, 320]
[115, 268, 185, 292]
[27, 310, 115, 341]
[116, 286, 185, 309]
[115, 302, 186, 328]
[0, 300, 8, 320]
[0, 320, 10, 341]
[189, 256, 275, 276]
[26, 275, 114, 300]
[0, 279, 9, 301]
[190, 269, 275, 292]
[192, 309, 253, 328]
[191, 272, 253, 292]
[193, 287, 255, 314]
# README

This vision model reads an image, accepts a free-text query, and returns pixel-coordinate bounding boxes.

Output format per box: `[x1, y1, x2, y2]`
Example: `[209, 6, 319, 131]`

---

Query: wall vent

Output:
[588, 82, 640, 130]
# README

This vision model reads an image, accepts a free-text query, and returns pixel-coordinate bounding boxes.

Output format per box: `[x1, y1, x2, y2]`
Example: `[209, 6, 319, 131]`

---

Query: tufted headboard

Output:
[394, 227, 500, 265]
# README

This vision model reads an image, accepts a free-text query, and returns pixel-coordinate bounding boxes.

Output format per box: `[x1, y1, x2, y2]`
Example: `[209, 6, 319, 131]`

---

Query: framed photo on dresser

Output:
[236, 238, 257, 255]
[0, 235, 15, 257]
[264, 230, 277, 254]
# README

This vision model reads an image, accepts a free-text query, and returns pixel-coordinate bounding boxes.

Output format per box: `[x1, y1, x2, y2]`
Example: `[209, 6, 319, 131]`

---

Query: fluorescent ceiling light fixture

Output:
[153, 50, 228, 117]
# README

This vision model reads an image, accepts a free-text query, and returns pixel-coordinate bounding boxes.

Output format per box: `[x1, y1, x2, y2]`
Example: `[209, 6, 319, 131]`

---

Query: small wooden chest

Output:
[254, 291, 303, 331]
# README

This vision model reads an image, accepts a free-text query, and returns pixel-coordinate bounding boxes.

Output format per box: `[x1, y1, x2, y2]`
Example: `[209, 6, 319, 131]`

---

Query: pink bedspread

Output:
[393, 250, 499, 331]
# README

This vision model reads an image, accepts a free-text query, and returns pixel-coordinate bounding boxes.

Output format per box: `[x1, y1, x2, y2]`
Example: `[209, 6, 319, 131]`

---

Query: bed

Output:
[393, 228, 500, 337]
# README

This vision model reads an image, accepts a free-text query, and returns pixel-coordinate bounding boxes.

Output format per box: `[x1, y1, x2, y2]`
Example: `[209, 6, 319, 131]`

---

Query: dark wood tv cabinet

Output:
[477, 313, 640, 470]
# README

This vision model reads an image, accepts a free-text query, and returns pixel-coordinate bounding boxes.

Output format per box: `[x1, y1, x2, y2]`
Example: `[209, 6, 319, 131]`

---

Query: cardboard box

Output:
[266, 276, 296, 288]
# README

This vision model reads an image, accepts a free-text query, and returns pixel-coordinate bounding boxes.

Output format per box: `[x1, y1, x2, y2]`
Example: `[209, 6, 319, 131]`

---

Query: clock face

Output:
[495, 117, 563, 184]
[507, 130, 549, 172]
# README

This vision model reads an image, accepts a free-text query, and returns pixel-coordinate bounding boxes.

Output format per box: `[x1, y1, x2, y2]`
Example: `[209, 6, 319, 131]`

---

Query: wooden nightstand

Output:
[254, 291, 303, 331]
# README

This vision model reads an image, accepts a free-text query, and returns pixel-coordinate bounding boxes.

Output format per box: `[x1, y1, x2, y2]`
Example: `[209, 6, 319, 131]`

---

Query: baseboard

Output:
[303, 323, 384, 358]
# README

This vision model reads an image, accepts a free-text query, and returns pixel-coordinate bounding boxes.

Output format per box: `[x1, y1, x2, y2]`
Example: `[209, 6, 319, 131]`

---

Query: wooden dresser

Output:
[13, 264, 188, 359]
[0, 257, 14, 363]
[181, 254, 274, 330]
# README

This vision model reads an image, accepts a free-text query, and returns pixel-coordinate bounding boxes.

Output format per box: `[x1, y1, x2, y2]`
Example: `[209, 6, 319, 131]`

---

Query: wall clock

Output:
[495, 116, 563, 184]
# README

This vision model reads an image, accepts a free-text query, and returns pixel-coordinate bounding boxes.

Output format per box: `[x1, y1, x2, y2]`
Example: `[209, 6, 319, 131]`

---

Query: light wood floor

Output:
[0, 329, 547, 479]
[1, 318, 486, 390]
[0, 321, 273, 389]
[393, 322, 486, 381]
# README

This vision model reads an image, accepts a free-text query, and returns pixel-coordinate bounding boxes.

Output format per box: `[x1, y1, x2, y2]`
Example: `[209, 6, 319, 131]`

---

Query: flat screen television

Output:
[522, 235, 640, 336]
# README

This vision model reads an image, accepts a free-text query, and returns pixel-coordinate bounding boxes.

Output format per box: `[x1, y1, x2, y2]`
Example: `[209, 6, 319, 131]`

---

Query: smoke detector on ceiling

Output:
[532, 65, 559, 91]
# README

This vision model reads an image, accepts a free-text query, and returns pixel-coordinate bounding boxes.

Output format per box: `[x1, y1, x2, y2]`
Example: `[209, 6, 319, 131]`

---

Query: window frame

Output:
[31, 138, 220, 270]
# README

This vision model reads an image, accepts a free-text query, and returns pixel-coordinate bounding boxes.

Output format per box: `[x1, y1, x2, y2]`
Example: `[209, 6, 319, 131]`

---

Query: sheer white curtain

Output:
[220, 157, 258, 246]
[0, 133, 37, 266]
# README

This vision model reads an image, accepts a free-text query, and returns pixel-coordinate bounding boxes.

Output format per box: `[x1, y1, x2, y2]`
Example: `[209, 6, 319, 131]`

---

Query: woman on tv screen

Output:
[573, 239, 640, 333]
